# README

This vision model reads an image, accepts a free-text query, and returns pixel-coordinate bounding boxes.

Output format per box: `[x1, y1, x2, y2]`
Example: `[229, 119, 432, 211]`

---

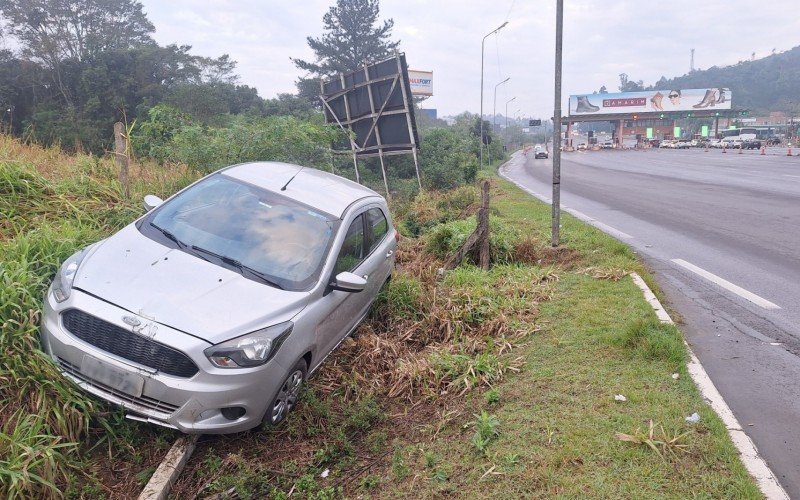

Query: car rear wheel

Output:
[264, 359, 307, 427]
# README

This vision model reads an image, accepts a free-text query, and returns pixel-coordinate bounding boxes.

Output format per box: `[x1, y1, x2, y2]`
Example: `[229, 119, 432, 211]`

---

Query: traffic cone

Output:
[722, 145, 727, 154]
[739, 144, 743, 154]
[789, 145, 793, 156]
[760, 146, 765, 155]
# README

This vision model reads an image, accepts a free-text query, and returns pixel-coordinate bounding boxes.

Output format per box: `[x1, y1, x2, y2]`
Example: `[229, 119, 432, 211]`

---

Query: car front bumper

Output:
[40, 288, 288, 434]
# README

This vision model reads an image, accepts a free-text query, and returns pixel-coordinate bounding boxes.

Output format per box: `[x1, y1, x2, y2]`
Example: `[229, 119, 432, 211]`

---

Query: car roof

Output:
[222, 162, 382, 218]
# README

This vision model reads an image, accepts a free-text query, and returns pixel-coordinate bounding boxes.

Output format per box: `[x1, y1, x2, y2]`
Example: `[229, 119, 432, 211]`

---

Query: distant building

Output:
[419, 108, 437, 120]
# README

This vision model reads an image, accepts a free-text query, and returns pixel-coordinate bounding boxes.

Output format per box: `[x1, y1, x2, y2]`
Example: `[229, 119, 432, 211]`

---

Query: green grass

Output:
[367, 177, 760, 498]
[0, 136, 191, 498]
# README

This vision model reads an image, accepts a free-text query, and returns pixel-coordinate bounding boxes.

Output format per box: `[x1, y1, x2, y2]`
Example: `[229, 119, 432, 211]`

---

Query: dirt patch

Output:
[512, 239, 583, 269]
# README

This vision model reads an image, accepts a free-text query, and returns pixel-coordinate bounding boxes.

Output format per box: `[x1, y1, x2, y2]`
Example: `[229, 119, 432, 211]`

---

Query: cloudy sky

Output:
[139, 0, 800, 120]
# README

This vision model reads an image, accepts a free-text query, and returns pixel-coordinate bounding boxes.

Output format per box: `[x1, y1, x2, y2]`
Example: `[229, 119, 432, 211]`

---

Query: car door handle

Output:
[385, 250, 394, 259]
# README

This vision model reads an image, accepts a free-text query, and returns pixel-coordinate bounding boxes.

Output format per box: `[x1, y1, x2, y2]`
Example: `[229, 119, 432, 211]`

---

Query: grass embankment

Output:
[0, 136, 196, 498]
[170, 172, 759, 497]
[0, 137, 758, 498]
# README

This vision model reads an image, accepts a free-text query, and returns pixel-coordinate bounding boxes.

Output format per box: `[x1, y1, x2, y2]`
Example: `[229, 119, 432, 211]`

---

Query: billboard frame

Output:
[319, 52, 421, 194]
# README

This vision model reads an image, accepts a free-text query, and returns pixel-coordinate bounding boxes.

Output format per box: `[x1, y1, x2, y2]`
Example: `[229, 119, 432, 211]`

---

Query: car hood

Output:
[74, 224, 310, 344]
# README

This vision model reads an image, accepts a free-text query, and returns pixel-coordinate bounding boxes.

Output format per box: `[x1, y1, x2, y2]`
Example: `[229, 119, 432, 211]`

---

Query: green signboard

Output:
[729, 125, 736, 129]
[673, 126, 681, 138]
[701, 125, 709, 137]
[646, 127, 653, 139]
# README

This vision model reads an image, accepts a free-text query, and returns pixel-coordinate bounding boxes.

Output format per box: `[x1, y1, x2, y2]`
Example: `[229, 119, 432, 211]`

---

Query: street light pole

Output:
[505, 96, 516, 150]
[491, 77, 510, 166]
[480, 21, 509, 170]
[551, 0, 564, 247]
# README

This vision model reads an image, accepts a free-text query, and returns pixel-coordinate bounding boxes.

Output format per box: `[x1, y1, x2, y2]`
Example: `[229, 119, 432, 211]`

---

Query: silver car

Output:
[40, 162, 396, 433]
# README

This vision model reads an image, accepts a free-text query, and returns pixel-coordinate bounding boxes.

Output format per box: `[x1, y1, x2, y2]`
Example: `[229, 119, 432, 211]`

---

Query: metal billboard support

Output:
[364, 63, 391, 198]
[395, 53, 422, 189]
[320, 53, 422, 191]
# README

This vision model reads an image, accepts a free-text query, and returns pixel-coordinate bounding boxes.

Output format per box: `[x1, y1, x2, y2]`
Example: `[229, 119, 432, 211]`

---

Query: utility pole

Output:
[690, 48, 695, 72]
[480, 22, 509, 170]
[551, 0, 563, 247]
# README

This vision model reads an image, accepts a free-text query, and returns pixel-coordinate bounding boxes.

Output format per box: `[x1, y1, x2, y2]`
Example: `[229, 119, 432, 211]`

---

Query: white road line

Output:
[671, 259, 781, 310]
[563, 207, 633, 240]
[630, 273, 789, 500]
[782, 174, 800, 179]
[498, 161, 632, 240]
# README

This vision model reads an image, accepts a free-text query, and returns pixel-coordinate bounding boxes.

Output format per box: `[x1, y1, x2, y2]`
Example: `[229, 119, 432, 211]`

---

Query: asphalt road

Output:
[501, 148, 800, 497]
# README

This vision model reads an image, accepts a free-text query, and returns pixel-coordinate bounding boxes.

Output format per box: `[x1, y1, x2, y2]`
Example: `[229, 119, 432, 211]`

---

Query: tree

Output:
[598, 85, 608, 94]
[292, 0, 400, 104]
[0, 0, 155, 67]
[618, 73, 644, 92]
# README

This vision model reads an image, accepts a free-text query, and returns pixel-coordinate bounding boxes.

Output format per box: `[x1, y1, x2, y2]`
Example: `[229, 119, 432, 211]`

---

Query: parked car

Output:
[676, 140, 691, 149]
[576, 143, 587, 151]
[41, 162, 397, 433]
[743, 139, 762, 149]
[766, 136, 782, 146]
[601, 141, 614, 149]
[659, 140, 676, 149]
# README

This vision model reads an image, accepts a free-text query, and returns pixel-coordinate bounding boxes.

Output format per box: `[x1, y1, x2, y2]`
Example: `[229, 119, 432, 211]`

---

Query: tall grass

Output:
[0, 136, 198, 497]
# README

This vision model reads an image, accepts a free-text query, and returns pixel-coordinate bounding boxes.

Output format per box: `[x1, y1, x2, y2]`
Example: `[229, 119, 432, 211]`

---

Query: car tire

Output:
[263, 359, 307, 427]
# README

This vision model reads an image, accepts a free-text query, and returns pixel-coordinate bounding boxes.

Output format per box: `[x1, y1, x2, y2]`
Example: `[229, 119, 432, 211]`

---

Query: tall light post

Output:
[490, 77, 510, 165]
[480, 21, 509, 169]
[505, 96, 516, 130]
[493, 77, 510, 132]
[551, 0, 564, 247]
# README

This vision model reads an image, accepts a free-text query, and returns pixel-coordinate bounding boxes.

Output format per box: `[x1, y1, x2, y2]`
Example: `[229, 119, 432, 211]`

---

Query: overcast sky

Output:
[139, 0, 800, 120]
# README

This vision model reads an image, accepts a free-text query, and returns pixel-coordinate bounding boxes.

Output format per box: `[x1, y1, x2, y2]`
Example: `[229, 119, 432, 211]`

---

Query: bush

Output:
[424, 216, 519, 264]
[399, 186, 477, 237]
[134, 110, 339, 171]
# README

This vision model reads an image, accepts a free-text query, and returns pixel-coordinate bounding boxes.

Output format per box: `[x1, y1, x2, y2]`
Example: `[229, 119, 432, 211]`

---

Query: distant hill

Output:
[647, 45, 800, 114]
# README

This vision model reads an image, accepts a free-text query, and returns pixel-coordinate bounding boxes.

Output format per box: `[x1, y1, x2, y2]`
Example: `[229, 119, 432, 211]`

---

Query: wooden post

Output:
[477, 180, 490, 270]
[442, 180, 491, 271]
[114, 122, 130, 198]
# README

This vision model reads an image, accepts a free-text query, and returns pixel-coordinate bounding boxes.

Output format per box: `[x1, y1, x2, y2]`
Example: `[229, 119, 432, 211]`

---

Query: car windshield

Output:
[143, 174, 337, 291]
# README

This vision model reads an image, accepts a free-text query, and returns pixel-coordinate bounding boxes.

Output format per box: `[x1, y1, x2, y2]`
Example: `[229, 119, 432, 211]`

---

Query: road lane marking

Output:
[563, 207, 633, 239]
[671, 259, 781, 310]
[630, 273, 789, 500]
[499, 160, 632, 240]
[782, 174, 800, 179]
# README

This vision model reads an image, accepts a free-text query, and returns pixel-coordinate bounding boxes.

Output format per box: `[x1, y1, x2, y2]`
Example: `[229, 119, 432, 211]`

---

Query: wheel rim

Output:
[271, 369, 303, 424]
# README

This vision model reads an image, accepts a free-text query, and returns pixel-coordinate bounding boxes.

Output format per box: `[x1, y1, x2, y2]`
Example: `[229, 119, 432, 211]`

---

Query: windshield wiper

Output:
[150, 223, 187, 249]
[190, 245, 284, 289]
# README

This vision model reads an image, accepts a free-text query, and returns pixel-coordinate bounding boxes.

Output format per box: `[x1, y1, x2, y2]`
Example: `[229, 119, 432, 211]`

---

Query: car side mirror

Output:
[143, 194, 164, 212]
[330, 272, 366, 293]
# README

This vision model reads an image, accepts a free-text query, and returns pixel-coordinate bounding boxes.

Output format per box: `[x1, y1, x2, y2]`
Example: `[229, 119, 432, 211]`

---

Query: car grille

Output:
[57, 357, 181, 415]
[62, 309, 199, 378]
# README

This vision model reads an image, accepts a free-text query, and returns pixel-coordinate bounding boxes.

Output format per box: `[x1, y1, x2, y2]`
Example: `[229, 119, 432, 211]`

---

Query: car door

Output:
[363, 206, 395, 294]
[311, 211, 375, 360]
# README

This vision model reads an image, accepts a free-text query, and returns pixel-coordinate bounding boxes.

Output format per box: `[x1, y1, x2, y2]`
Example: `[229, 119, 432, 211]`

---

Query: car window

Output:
[334, 215, 365, 275]
[144, 174, 337, 291]
[366, 208, 388, 253]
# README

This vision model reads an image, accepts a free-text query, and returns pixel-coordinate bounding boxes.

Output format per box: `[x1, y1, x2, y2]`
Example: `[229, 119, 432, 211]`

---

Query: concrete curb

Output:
[137, 434, 199, 500]
[630, 272, 788, 500]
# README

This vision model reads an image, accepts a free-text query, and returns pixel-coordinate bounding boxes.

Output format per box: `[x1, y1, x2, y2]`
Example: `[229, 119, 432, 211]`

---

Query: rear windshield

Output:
[141, 174, 338, 291]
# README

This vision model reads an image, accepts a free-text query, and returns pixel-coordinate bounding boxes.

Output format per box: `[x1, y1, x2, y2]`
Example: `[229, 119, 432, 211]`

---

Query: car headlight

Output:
[204, 322, 293, 368]
[52, 248, 89, 303]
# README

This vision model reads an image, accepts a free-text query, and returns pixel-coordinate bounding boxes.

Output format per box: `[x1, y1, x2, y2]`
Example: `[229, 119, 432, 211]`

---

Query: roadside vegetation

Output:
[0, 134, 761, 498]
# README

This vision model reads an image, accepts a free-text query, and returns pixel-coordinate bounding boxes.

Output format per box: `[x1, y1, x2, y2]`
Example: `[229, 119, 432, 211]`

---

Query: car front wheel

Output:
[264, 359, 307, 427]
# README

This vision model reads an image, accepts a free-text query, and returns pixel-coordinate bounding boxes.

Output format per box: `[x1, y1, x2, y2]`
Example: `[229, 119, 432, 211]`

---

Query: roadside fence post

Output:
[114, 122, 130, 198]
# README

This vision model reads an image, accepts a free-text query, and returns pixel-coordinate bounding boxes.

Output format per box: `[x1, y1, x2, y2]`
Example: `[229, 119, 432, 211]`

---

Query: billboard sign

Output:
[569, 88, 732, 116]
[408, 70, 433, 96]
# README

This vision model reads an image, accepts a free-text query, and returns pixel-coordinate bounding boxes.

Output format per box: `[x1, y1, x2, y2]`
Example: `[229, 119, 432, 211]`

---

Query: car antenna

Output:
[280, 166, 305, 191]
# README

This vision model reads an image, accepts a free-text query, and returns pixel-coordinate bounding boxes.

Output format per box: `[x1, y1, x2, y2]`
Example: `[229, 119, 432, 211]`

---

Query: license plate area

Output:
[81, 355, 145, 398]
